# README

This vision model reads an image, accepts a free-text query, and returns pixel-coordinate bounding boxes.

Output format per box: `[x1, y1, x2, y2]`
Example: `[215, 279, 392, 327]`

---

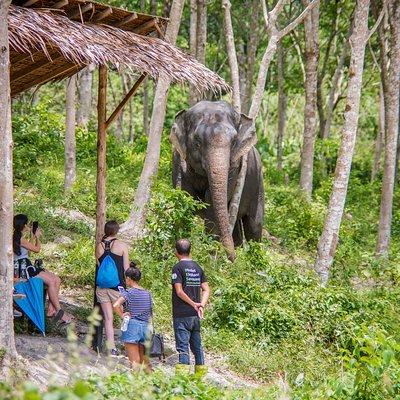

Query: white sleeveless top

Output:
[14, 245, 29, 261]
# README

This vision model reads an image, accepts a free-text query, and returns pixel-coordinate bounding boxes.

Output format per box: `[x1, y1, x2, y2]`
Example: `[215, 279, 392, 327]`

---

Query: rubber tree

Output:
[314, 0, 384, 284]
[299, 0, 319, 200]
[376, 0, 400, 256]
[64, 75, 77, 192]
[121, 0, 185, 238]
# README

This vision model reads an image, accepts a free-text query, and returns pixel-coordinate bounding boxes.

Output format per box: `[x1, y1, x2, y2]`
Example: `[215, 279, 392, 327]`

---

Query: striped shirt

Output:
[122, 287, 153, 322]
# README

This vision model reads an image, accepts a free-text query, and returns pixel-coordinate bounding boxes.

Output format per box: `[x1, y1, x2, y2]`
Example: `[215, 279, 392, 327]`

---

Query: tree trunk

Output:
[314, 0, 370, 284]
[64, 75, 77, 192]
[121, 74, 134, 142]
[151, 0, 157, 14]
[371, 83, 385, 181]
[163, 0, 172, 17]
[141, 0, 150, 135]
[142, 78, 149, 135]
[31, 88, 40, 106]
[376, 0, 400, 256]
[188, 0, 198, 107]
[222, 0, 241, 113]
[249, 0, 319, 121]
[194, 0, 207, 103]
[109, 77, 123, 141]
[277, 40, 287, 172]
[242, 0, 260, 114]
[316, 3, 340, 137]
[322, 37, 349, 139]
[299, 0, 319, 200]
[76, 64, 94, 128]
[121, 0, 185, 238]
[249, 34, 279, 120]
[0, 0, 17, 377]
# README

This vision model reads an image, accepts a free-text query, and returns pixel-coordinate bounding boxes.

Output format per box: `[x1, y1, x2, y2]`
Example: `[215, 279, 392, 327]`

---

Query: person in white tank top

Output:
[13, 214, 72, 324]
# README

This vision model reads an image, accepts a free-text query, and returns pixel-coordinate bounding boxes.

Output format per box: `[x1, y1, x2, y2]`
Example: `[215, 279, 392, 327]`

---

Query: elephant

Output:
[170, 100, 264, 261]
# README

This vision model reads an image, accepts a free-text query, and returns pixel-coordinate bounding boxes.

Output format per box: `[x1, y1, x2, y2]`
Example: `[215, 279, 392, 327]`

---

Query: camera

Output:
[32, 221, 39, 235]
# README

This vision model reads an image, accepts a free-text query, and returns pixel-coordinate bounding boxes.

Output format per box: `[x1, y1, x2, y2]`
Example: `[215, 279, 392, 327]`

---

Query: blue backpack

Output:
[96, 240, 120, 289]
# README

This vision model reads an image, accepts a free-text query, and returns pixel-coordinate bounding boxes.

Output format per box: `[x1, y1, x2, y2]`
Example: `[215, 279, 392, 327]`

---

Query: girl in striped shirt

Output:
[113, 262, 153, 372]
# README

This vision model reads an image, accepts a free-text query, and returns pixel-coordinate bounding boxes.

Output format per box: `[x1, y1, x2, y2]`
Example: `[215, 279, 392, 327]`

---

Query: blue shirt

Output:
[122, 287, 153, 322]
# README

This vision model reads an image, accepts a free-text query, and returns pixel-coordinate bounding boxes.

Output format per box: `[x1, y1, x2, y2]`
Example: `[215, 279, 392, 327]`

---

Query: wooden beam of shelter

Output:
[92, 7, 112, 22]
[22, 0, 40, 7]
[12, 51, 41, 64]
[112, 12, 138, 28]
[11, 54, 63, 81]
[155, 22, 164, 39]
[69, 3, 93, 20]
[12, 63, 81, 96]
[95, 65, 107, 247]
[132, 18, 158, 34]
[105, 73, 147, 130]
[53, 0, 69, 9]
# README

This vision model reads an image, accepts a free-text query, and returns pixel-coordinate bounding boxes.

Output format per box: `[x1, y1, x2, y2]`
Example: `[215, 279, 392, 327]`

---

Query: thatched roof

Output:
[8, 2, 230, 96]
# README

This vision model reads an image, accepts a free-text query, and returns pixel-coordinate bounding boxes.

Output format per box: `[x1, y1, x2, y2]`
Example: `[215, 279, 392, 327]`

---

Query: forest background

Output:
[2, 0, 400, 399]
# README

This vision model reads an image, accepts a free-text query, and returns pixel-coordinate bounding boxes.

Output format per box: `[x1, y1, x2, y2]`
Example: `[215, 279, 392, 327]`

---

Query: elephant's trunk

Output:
[206, 150, 236, 261]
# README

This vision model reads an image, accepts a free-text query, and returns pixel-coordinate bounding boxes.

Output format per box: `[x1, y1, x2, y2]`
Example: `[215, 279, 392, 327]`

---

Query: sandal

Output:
[53, 309, 64, 323]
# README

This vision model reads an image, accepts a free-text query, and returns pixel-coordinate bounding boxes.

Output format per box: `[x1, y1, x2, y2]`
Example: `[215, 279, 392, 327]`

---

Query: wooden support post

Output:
[96, 65, 107, 246]
[93, 65, 107, 352]
[105, 73, 147, 130]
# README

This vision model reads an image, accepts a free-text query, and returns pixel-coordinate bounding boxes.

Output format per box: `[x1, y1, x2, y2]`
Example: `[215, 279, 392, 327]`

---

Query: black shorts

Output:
[15, 258, 45, 278]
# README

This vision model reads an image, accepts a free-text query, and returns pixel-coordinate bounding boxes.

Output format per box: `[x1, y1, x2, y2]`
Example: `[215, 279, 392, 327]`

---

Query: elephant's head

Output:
[170, 101, 257, 261]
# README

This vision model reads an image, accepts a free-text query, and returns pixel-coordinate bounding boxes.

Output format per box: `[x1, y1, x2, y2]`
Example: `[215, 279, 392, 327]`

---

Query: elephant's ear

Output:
[169, 110, 187, 160]
[231, 114, 257, 163]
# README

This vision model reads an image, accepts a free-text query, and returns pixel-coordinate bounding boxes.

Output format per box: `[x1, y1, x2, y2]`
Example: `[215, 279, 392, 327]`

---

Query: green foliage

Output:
[143, 185, 206, 256]
[293, 326, 400, 399]
[0, 372, 278, 400]
[265, 185, 326, 249]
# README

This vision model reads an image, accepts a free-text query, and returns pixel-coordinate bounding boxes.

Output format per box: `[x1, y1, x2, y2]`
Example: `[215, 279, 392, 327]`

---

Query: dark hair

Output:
[125, 262, 141, 282]
[102, 220, 119, 240]
[175, 238, 191, 256]
[13, 214, 29, 256]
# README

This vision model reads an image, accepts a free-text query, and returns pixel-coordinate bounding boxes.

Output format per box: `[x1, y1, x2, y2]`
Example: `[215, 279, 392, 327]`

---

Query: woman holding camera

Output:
[13, 214, 72, 324]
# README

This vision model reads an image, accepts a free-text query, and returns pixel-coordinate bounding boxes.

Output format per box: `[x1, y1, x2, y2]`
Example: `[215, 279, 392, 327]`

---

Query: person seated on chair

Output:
[113, 263, 153, 372]
[13, 214, 72, 324]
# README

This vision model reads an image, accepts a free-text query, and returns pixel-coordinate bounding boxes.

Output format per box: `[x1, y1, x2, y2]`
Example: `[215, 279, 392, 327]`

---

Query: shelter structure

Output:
[7, 0, 229, 246]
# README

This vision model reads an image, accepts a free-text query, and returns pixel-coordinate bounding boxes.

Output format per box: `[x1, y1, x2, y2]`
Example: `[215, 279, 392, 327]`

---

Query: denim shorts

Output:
[120, 319, 150, 344]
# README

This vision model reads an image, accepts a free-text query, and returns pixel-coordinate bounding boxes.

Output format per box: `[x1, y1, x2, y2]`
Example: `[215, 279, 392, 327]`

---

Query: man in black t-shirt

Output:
[171, 239, 210, 377]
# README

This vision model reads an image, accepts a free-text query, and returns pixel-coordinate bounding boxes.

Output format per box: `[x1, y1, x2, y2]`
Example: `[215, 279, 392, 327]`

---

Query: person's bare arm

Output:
[174, 283, 201, 309]
[95, 242, 103, 263]
[122, 243, 130, 271]
[113, 296, 129, 318]
[200, 282, 210, 307]
[21, 235, 41, 253]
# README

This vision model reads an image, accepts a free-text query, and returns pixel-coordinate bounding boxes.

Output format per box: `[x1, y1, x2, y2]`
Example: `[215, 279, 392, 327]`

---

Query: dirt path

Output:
[16, 293, 259, 390]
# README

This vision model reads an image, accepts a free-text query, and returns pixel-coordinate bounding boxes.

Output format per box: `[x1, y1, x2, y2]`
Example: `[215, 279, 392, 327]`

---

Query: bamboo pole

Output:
[95, 65, 107, 246]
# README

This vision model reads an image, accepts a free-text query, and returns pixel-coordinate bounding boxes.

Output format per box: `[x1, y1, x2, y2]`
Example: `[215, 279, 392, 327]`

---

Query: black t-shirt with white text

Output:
[171, 260, 207, 318]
